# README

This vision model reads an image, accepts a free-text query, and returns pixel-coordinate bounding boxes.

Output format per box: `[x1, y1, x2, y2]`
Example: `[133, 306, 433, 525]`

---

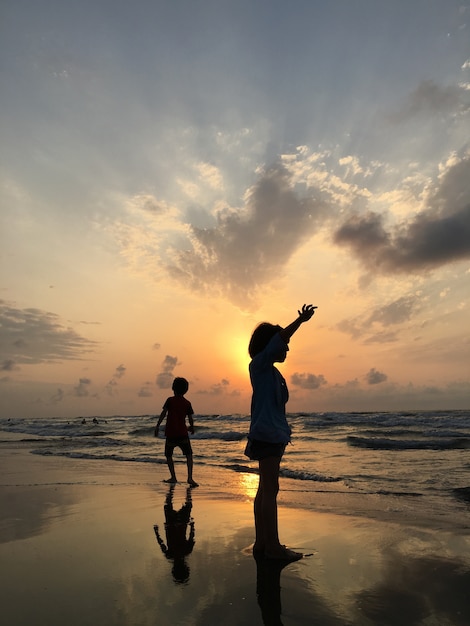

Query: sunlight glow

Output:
[238, 472, 259, 500]
[231, 335, 251, 375]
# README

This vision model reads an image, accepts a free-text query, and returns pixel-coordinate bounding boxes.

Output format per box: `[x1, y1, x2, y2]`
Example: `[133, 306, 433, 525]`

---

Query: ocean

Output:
[1, 410, 469, 531]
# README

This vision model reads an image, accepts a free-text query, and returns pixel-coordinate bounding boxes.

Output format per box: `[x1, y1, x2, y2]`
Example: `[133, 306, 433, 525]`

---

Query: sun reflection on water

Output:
[238, 472, 259, 499]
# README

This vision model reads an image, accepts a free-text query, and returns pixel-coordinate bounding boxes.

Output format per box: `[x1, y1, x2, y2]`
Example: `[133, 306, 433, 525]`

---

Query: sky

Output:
[1, 0, 469, 419]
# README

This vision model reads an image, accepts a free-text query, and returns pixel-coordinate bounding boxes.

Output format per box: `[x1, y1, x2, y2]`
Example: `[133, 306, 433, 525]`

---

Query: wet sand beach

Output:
[1, 450, 469, 626]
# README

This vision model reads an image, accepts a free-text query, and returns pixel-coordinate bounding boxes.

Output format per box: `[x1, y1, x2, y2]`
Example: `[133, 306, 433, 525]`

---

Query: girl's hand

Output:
[298, 304, 317, 322]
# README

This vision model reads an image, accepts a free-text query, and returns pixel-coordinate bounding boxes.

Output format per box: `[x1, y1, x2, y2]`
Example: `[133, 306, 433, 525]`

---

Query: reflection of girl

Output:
[245, 304, 316, 561]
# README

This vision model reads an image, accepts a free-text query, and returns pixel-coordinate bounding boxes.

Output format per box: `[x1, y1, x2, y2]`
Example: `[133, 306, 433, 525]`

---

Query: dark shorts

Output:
[165, 436, 192, 457]
[244, 438, 286, 461]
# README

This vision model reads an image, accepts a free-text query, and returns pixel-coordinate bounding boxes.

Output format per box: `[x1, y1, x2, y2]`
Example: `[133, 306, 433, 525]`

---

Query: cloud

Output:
[337, 295, 420, 343]
[73, 378, 92, 397]
[128, 194, 170, 214]
[115, 364, 126, 378]
[166, 165, 329, 308]
[196, 162, 224, 190]
[365, 368, 388, 385]
[50, 388, 64, 403]
[0, 301, 97, 365]
[333, 155, 470, 274]
[367, 296, 420, 326]
[105, 364, 126, 396]
[2, 359, 18, 372]
[196, 378, 240, 396]
[156, 355, 178, 389]
[306, 379, 470, 411]
[388, 80, 470, 122]
[138, 382, 153, 398]
[291, 372, 327, 389]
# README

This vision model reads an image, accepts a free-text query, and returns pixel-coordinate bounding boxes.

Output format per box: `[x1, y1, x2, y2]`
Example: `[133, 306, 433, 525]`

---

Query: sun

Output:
[230, 334, 251, 375]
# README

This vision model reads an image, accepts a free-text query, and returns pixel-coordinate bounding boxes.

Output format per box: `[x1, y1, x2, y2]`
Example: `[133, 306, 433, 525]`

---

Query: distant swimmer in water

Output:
[154, 377, 198, 487]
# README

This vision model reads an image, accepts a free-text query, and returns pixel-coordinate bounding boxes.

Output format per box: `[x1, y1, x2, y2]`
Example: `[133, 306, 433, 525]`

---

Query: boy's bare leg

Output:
[165, 453, 177, 483]
[186, 454, 198, 487]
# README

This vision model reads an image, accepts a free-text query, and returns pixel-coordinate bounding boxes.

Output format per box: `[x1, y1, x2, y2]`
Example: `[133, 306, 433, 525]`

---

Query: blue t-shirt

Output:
[248, 332, 290, 444]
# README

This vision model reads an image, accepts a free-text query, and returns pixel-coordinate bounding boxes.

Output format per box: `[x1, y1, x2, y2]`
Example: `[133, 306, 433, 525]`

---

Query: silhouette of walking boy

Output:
[154, 377, 198, 487]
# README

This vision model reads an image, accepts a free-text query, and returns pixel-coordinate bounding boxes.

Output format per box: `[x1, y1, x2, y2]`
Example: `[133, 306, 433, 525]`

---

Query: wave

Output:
[280, 468, 342, 482]
[222, 463, 257, 474]
[128, 427, 154, 437]
[347, 436, 470, 451]
[214, 463, 342, 484]
[192, 430, 246, 442]
[301, 410, 470, 430]
[31, 448, 166, 464]
[376, 489, 422, 497]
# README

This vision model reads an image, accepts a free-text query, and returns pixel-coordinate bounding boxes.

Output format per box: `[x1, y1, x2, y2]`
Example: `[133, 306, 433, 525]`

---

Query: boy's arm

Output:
[187, 413, 194, 435]
[280, 304, 317, 343]
[154, 408, 167, 437]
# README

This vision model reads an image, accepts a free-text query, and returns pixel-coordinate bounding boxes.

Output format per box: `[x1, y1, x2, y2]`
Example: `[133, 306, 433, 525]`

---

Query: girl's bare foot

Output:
[264, 545, 303, 562]
[188, 479, 199, 487]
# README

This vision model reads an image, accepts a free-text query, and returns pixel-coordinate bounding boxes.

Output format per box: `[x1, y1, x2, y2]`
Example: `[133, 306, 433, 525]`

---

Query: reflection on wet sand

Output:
[154, 484, 195, 584]
[0, 485, 78, 543]
[255, 555, 286, 626]
[254, 552, 354, 626]
[355, 549, 470, 625]
[1, 452, 469, 626]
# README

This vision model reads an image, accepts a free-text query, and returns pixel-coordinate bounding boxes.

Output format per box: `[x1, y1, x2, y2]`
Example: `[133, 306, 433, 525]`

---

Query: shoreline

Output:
[1, 449, 470, 625]
[4, 440, 469, 533]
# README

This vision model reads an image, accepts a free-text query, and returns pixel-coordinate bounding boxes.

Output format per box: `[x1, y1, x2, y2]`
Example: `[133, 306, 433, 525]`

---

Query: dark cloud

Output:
[115, 364, 126, 378]
[388, 80, 470, 123]
[73, 378, 91, 397]
[337, 295, 419, 343]
[291, 372, 327, 389]
[156, 355, 178, 389]
[367, 296, 420, 326]
[50, 388, 64, 403]
[196, 379, 238, 396]
[138, 195, 168, 214]
[105, 364, 126, 396]
[2, 359, 18, 372]
[138, 382, 153, 398]
[104, 379, 117, 395]
[363, 331, 399, 345]
[0, 301, 97, 365]
[166, 165, 329, 307]
[334, 157, 470, 274]
[365, 368, 388, 385]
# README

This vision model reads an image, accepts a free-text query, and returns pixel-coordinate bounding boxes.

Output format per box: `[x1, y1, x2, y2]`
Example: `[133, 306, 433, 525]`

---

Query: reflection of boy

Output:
[154, 377, 198, 487]
[154, 485, 195, 584]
